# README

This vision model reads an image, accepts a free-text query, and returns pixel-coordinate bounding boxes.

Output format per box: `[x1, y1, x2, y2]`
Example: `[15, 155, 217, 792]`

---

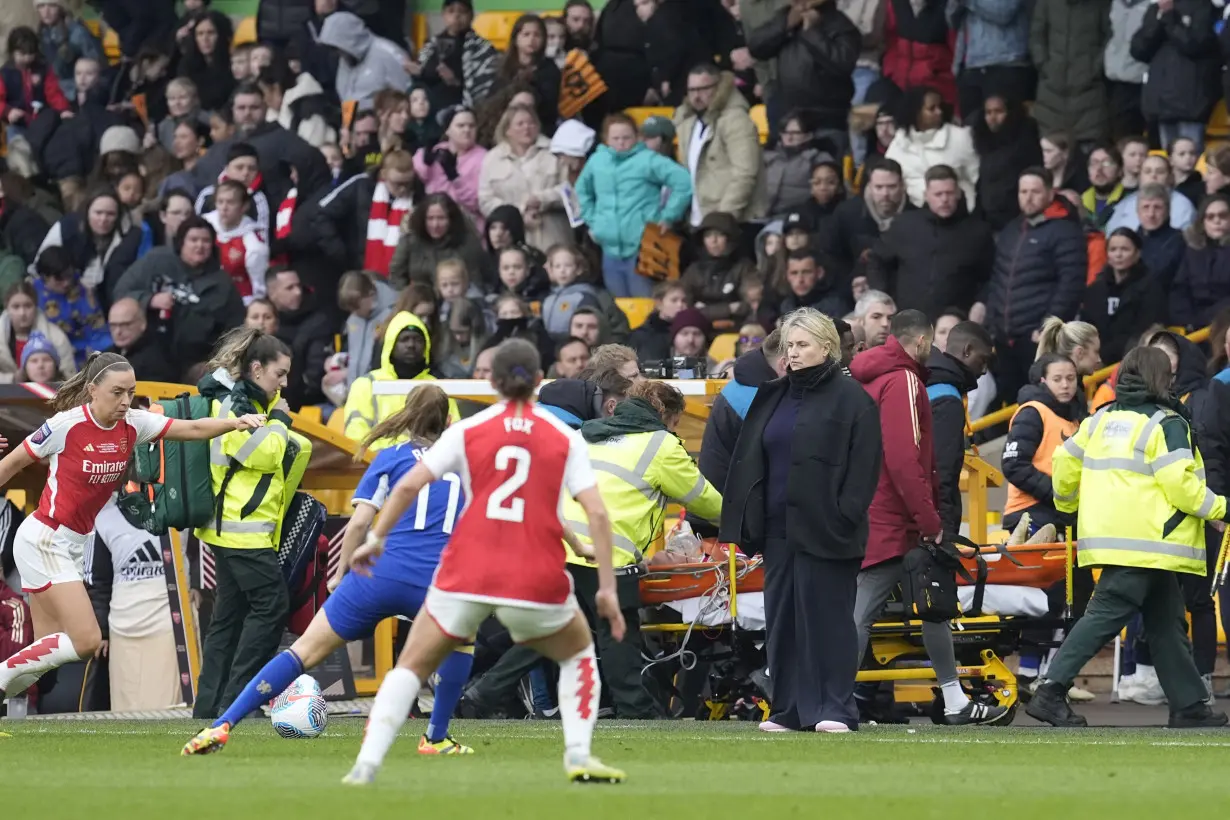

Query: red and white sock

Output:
[557, 644, 600, 766]
[0, 633, 80, 694]
[356, 667, 420, 769]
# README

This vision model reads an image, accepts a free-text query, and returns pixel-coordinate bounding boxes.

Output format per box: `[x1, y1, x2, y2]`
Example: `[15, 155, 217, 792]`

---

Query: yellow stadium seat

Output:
[473, 12, 522, 51]
[1208, 99, 1230, 141]
[85, 18, 101, 37]
[233, 16, 257, 46]
[102, 28, 121, 65]
[625, 107, 674, 128]
[616, 297, 655, 330]
[297, 405, 323, 425]
[411, 13, 429, 50]
[708, 333, 738, 362]
[749, 104, 769, 145]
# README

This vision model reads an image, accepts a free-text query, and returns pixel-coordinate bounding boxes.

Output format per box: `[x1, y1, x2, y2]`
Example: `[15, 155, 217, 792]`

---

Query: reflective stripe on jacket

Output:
[1052, 405, 1227, 575]
[561, 429, 722, 567]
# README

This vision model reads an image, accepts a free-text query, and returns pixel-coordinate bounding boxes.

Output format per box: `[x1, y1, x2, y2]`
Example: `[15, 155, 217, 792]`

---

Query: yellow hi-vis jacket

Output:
[561, 429, 722, 567]
[342, 311, 459, 449]
[1052, 403, 1227, 575]
[195, 392, 313, 551]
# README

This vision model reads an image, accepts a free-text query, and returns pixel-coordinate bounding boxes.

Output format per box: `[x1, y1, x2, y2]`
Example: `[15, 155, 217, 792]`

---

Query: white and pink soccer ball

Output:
[270, 674, 329, 739]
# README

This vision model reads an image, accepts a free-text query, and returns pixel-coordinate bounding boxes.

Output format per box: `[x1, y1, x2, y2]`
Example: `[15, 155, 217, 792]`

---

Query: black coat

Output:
[1083, 262, 1168, 364]
[779, 274, 852, 321]
[985, 197, 1087, 341]
[108, 331, 181, 384]
[644, 1, 711, 107]
[1132, 0, 1221, 123]
[591, 0, 653, 112]
[817, 195, 915, 284]
[297, 13, 341, 98]
[746, 6, 860, 131]
[866, 204, 995, 321]
[1189, 378, 1230, 495]
[258, 0, 316, 46]
[627, 311, 673, 363]
[1140, 223, 1186, 290]
[275, 302, 337, 409]
[925, 349, 978, 538]
[972, 113, 1042, 232]
[310, 172, 378, 270]
[718, 363, 882, 560]
[1171, 237, 1230, 330]
[0, 201, 49, 266]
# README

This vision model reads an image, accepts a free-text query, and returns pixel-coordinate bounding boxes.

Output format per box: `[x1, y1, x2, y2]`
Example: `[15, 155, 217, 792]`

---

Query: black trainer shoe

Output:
[943, 700, 1010, 726]
[1168, 701, 1230, 729]
[1025, 680, 1088, 727]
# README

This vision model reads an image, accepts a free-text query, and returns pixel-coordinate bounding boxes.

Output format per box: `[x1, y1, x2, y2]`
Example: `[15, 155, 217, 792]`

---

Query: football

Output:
[270, 674, 329, 739]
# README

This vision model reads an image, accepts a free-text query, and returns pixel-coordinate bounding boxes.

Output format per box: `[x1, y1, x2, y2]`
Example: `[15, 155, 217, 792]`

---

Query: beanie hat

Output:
[226, 142, 259, 163]
[670, 308, 710, 341]
[99, 126, 141, 156]
[20, 332, 59, 370]
[550, 119, 596, 159]
[640, 115, 675, 141]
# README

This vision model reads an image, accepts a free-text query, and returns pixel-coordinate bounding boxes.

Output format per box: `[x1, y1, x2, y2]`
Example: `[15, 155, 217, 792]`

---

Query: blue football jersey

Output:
[352, 441, 464, 587]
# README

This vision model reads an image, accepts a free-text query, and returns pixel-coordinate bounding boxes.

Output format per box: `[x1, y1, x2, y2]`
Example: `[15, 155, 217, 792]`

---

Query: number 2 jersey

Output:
[420, 402, 597, 607]
[352, 442, 465, 588]
[23, 405, 173, 536]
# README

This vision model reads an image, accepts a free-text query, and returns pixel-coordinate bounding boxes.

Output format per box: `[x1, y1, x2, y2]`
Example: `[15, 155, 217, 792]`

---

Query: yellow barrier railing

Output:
[970, 324, 1213, 434]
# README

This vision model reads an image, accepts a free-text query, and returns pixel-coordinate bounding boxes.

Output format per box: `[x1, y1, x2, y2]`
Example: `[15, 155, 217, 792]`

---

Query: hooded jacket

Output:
[1001, 380, 1084, 530]
[925, 348, 977, 537]
[986, 196, 1087, 341]
[680, 212, 759, 326]
[1083, 262, 1167, 364]
[1030, 0, 1111, 142]
[317, 12, 410, 108]
[537, 379, 603, 429]
[851, 335, 942, 568]
[342, 311, 458, 444]
[1171, 227, 1230, 329]
[576, 142, 694, 260]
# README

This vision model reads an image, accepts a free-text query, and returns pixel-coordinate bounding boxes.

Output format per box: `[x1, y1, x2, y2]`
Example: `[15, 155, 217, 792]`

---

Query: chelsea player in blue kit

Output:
[184, 386, 474, 756]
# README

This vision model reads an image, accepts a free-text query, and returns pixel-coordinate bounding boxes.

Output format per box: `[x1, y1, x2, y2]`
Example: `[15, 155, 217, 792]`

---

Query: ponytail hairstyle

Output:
[52, 351, 132, 412]
[1035, 317, 1099, 362]
[355, 384, 450, 461]
[490, 338, 541, 401]
[205, 326, 292, 381]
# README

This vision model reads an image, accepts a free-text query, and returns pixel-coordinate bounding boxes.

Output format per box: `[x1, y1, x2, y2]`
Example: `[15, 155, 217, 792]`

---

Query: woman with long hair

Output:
[184, 385, 476, 756]
[972, 93, 1043, 231]
[1084, 228, 1166, 364]
[388, 192, 489, 291]
[885, 86, 979, 208]
[492, 15, 561, 135]
[178, 10, 236, 112]
[340, 339, 626, 785]
[0, 281, 77, 384]
[33, 188, 141, 307]
[1172, 195, 1230, 330]
[0, 351, 265, 703]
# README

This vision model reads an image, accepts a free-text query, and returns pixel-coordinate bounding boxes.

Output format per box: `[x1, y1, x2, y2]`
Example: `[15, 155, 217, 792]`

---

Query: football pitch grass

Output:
[5, 719, 1230, 818]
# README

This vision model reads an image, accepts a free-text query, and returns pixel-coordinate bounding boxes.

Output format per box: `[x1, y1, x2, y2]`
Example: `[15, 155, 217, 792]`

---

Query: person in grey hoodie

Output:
[337, 269, 397, 388]
[316, 11, 410, 108]
[1104, 0, 1151, 140]
[946, 0, 1033, 117]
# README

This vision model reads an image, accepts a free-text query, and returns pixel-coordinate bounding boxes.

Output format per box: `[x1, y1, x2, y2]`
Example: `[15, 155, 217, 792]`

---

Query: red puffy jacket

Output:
[881, 0, 957, 109]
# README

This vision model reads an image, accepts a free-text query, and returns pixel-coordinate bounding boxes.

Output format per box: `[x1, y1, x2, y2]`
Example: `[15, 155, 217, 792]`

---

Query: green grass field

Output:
[4, 719, 1230, 818]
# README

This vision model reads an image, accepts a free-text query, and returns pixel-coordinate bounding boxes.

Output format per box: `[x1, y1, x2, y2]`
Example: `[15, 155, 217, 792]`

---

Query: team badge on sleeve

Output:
[30, 423, 52, 445]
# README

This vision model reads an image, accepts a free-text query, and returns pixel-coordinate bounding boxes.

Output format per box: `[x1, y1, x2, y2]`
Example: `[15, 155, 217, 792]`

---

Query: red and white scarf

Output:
[363, 182, 412, 276]
[271, 187, 297, 267]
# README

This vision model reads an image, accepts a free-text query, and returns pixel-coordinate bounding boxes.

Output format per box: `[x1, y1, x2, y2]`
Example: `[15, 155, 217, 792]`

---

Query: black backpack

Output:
[901, 534, 986, 622]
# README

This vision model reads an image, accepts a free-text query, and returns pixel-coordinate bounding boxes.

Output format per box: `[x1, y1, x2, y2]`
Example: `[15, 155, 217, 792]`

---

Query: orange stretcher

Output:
[957, 542, 1072, 590]
[639, 540, 763, 606]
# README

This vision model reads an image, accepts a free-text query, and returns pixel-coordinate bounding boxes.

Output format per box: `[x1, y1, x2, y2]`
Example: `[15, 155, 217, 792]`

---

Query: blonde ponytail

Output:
[1035, 317, 1099, 362]
[205, 327, 292, 380]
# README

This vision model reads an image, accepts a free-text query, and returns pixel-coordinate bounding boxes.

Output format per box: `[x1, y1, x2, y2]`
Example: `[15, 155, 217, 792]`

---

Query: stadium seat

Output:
[749, 104, 769, 145]
[615, 297, 655, 329]
[473, 12, 522, 51]
[85, 18, 101, 37]
[1208, 99, 1230, 141]
[234, 16, 257, 46]
[411, 13, 429, 50]
[625, 107, 674, 128]
[708, 333, 738, 362]
[327, 406, 345, 434]
[103, 28, 121, 65]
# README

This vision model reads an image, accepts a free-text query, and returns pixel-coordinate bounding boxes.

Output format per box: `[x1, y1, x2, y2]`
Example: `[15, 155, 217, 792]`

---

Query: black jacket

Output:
[297, 13, 342, 97]
[972, 110, 1042, 232]
[1189, 377, 1230, 495]
[779, 273, 852, 321]
[643, 1, 711, 107]
[746, 5, 860, 131]
[718, 363, 882, 559]
[1132, 0, 1221, 123]
[627, 311, 673, 363]
[592, 0, 653, 112]
[108, 330, 181, 384]
[925, 349, 977, 537]
[311, 172, 378, 270]
[986, 197, 1087, 341]
[1171, 236, 1230, 330]
[1083, 262, 1168, 364]
[275, 302, 337, 409]
[1140, 223, 1186, 290]
[866, 204, 995, 321]
[0, 200, 49, 266]
[817, 194, 915, 284]
[1002, 382, 1083, 529]
[258, 0, 316, 46]
[90, 0, 177, 59]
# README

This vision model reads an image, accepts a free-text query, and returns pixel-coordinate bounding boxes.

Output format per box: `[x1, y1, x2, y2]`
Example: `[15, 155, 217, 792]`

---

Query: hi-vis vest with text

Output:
[1052, 405, 1227, 575]
[1004, 401, 1079, 517]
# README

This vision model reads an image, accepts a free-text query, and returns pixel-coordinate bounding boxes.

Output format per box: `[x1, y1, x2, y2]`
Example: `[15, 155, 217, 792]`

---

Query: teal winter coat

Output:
[576, 143, 693, 260]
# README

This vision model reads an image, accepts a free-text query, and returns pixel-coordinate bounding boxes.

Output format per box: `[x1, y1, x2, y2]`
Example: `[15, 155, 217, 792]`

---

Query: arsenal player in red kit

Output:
[342, 339, 627, 786]
[0, 351, 266, 703]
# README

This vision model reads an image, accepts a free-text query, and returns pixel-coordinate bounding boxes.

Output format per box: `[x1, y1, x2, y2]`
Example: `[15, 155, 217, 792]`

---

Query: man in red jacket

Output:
[849, 309, 1006, 726]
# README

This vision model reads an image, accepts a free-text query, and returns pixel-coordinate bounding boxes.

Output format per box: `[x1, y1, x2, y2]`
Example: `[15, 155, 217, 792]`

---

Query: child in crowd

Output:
[1118, 135, 1149, 194]
[1171, 137, 1204, 208]
[231, 43, 254, 82]
[248, 43, 275, 76]
[35, 0, 104, 100]
[540, 244, 600, 340]
[321, 143, 345, 184]
[679, 211, 756, 330]
[739, 275, 777, 330]
[2, 26, 71, 177]
[196, 142, 271, 235]
[436, 298, 489, 377]
[17, 331, 63, 384]
[405, 87, 442, 155]
[627, 280, 689, 363]
[639, 116, 675, 158]
[209, 108, 235, 144]
[204, 180, 269, 304]
[32, 247, 110, 366]
[70, 56, 107, 112]
[496, 245, 550, 302]
[755, 221, 784, 295]
[544, 16, 568, 67]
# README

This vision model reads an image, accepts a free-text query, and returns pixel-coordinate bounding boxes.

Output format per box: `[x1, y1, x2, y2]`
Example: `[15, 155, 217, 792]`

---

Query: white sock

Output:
[356, 667, 421, 769]
[557, 644, 600, 766]
[0, 633, 80, 693]
[941, 680, 970, 713]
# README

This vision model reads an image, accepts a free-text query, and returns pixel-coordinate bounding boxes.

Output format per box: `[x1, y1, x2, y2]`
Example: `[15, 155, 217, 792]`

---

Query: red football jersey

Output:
[23, 405, 172, 536]
[422, 402, 597, 606]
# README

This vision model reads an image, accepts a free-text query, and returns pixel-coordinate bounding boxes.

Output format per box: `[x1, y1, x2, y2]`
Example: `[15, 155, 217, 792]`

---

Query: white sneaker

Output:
[815, 720, 851, 733]
[1124, 666, 1167, 706]
[758, 720, 790, 733]
[1067, 685, 1097, 702]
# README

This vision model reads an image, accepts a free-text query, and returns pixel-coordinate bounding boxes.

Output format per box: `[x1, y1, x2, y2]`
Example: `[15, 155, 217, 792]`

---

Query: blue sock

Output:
[213, 649, 304, 729]
[427, 650, 473, 742]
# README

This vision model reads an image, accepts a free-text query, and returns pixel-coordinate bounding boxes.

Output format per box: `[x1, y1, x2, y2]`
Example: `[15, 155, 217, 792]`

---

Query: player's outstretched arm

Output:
[350, 462, 437, 574]
[573, 486, 625, 642]
[165, 414, 268, 440]
[0, 445, 36, 490]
